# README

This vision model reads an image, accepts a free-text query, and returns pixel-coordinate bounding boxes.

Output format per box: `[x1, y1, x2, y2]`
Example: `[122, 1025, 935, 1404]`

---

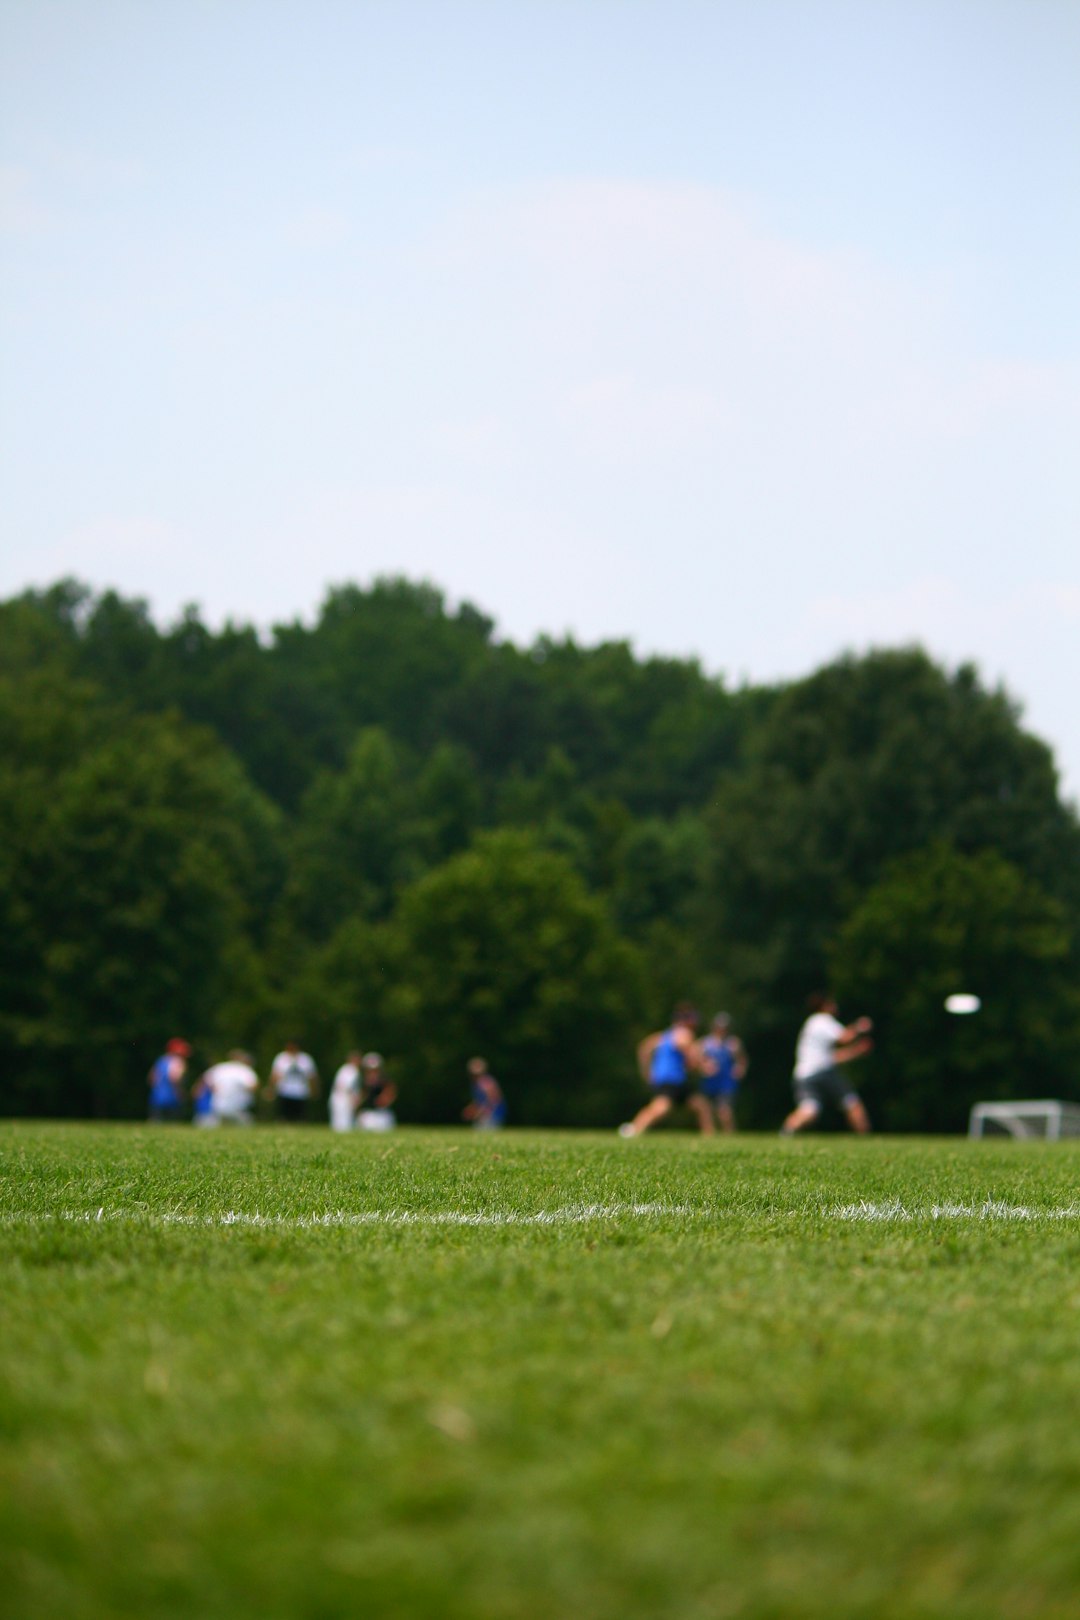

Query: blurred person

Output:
[781, 994, 873, 1135]
[265, 1040, 319, 1123]
[618, 1003, 709, 1137]
[191, 1072, 215, 1127]
[329, 1050, 363, 1132]
[462, 1057, 507, 1130]
[147, 1038, 191, 1123]
[200, 1050, 259, 1125]
[694, 1013, 748, 1134]
[357, 1053, 397, 1132]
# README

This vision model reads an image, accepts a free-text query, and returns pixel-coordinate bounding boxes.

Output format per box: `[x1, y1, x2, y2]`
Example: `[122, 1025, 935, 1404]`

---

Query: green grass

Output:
[2, 1124, 1079, 1620]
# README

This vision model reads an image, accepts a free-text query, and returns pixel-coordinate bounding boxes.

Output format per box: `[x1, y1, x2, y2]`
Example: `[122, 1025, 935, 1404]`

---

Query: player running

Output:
[618, 1003, 710, 1137]
[781, 994, 873, 1135]
[694, 1012, 748, 1134]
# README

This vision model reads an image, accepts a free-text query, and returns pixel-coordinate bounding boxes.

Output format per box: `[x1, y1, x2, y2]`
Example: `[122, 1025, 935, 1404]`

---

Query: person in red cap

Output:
[147, 1038, 191, 1122]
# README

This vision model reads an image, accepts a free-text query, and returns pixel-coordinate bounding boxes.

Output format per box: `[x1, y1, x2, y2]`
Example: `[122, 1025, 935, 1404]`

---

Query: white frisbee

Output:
[945, 993, 981, 1015]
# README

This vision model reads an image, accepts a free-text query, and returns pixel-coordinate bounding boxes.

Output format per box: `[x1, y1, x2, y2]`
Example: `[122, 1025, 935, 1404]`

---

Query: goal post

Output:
[968, 1100, 1080, 1141]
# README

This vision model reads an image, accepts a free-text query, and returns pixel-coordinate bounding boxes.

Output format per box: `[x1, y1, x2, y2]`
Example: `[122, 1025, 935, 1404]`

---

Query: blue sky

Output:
[2, 1, 1078, 796]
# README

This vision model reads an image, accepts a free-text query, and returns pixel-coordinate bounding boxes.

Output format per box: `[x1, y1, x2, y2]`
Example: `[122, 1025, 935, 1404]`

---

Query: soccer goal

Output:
[968, 1100, 1080, 1141]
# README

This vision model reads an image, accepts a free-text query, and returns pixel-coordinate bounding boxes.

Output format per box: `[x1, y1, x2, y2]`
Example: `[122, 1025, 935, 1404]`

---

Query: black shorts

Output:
[793, 1068, 860, 1112]
[651, 1082, 692, 1106]
[276, 1095, 308, 1123]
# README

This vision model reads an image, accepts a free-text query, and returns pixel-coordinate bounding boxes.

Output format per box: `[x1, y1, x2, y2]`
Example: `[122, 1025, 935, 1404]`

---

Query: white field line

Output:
[833, 1199, 1080, 1222]
[0, 1201, 691, 1229]
[1, 1199, 1079, 1228]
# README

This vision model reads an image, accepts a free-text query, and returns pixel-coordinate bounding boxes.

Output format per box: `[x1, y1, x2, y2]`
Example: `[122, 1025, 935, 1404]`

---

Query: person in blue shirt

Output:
[462, 1057, 507, 1130]
[694, 1012, 748, 1134]
[618, 1003, 708, 1136]
[147, 1038, 191, 1122]
[191, 1071, 215, 1126]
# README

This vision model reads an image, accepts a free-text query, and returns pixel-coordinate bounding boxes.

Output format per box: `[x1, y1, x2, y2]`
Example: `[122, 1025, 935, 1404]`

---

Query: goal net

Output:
[968, 1100, 1080, 1141]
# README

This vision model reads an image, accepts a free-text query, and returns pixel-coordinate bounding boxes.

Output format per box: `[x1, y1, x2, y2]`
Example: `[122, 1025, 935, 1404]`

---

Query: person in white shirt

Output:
[329, 1051, 362, 1132]
[199, 1050, 259, 1125]
[265, 1041, 319, 1123]
[781, 994, 873, 1134]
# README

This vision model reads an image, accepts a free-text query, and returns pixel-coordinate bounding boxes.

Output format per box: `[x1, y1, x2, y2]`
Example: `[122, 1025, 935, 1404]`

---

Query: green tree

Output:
[381, 831, 644, 1125]
[829, 843, 1080, 1132]
[412, 742, 482, 866]
[2, 708, 282, 1117]
[6, 579, 1080, 1136]
[0, 579, 86, 680]
[0, 669, 130, 1113]
[699, 649, 1080, 1122]
[276, 727, 422, 946]
[270, 916, 397, 1086]
[541, 640, 744, 814]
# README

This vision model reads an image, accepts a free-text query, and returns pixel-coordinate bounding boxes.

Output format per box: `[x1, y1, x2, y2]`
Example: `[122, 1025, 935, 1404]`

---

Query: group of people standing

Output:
[147, 1041, 506, 1131]
[619, 993, 873, 1137]
[147, 1039, 393, 1130]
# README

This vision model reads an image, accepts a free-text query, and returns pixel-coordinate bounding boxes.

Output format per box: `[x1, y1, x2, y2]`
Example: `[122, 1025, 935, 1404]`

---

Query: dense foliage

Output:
[3, 577, 1078, 1128]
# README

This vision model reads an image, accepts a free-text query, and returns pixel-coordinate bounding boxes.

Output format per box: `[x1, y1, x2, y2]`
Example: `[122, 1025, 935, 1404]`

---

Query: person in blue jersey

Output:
[191, 1070, 215, 1127]
[694, 1012, 748, 1134]
[462, 1057, 507, 1130]
[618, 1003, 708, 1137]
[146, 1038, 191, 1122]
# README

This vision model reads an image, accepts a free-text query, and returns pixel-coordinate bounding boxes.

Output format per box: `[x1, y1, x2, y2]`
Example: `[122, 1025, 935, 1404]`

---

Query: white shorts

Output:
[357, 1108, 396, 1133]
[211, 1106, 254, 1126]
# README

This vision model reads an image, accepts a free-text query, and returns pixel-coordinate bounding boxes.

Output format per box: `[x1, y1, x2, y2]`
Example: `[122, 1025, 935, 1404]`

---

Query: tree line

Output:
[3, 576, 1078, 1132]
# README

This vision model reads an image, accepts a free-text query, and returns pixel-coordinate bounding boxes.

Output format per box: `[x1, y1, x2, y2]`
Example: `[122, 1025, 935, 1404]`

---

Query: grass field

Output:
[2, 1123, 1079, 1620]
